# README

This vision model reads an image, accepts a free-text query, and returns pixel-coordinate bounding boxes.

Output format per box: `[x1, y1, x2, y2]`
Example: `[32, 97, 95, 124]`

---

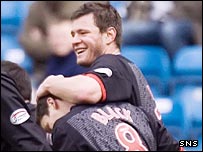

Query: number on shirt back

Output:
[115, 123, 148, 151]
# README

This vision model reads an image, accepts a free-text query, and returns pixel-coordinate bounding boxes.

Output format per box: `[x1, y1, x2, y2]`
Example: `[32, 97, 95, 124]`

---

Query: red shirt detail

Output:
[84, 73, 106, 102]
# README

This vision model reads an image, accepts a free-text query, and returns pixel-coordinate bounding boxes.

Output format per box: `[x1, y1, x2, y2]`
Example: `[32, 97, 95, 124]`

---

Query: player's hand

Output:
[36, 75, 64, 102]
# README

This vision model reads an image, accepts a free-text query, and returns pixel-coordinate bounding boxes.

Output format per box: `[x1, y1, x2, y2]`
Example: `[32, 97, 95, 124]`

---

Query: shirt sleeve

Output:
[1, 73, 52, 151]
[84, 55, 132, 102]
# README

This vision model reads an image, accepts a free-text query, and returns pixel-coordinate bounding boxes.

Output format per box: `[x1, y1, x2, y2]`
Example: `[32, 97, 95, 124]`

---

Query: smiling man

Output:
[36, 2, 183, 151]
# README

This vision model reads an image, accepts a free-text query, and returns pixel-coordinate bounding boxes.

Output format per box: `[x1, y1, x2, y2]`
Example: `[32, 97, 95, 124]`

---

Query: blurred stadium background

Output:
[1, 1, 202, 151]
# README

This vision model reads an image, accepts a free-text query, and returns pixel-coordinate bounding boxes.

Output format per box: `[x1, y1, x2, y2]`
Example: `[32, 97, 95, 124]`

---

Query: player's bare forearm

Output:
[36, 75, 102, 104]
[36, 75, 64, 101]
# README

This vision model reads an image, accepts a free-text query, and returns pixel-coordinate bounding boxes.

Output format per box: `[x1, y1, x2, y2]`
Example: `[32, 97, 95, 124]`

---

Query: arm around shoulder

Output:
[36, 74, 102, 104]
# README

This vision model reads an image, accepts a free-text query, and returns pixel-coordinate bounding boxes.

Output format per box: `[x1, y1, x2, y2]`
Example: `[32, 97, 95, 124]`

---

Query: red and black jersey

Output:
[84, 54, 159, 120]
[1, 72, 52, 151]
[52, 102, 180, 151]
[82, 54, 181, 150]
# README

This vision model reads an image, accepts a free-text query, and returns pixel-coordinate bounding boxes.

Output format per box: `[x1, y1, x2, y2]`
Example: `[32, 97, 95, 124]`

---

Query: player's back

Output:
[88, 54, 158, 120]
[52, 102, 157, 151]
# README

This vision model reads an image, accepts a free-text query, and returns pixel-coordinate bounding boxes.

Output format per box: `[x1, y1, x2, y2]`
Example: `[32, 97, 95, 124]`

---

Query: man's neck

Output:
[111, 48, 121, 55]
[104, 46, 121, 55]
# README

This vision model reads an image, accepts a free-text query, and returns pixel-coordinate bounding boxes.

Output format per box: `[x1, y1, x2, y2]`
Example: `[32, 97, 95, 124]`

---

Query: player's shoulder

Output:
[1, 72, 24, 101]
[97, 54, 124, 61]
[92, 54, 128, 68]
[54, 105, 90, 125]
[1, 72, 14, 85]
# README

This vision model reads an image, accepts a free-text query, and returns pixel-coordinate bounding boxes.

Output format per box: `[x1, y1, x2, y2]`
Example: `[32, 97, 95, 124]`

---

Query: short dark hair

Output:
[1, 60, 32, 101]
[36, 94, 59, 126]
[71, 2, 122, 49]
[36, 95, 49, 126]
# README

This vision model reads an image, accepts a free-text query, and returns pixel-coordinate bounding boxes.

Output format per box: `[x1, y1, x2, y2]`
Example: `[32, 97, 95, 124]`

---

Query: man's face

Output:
[71, 13, 105, 66]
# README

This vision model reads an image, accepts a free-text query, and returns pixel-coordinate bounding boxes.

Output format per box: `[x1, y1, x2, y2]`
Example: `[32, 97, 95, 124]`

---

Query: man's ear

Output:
[104, 27, 117, 45]
[47, 97, 58, 109]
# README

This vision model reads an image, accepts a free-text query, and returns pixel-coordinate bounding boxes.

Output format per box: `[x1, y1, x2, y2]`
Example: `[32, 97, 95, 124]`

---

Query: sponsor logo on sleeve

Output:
[10, 108, 30, 125]
[93, 68, 113, 77]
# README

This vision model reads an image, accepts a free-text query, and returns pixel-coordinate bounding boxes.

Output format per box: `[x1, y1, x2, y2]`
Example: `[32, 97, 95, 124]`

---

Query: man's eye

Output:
[71, 31, 75, 37]
[80, 32, 88, 35]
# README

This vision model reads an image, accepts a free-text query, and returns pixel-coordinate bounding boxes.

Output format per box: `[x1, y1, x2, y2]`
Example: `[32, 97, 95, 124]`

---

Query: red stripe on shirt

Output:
[84, 73, 106, 102]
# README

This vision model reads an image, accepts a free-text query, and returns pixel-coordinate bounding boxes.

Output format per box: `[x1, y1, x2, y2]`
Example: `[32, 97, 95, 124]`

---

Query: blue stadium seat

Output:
[1, 1, 33, 33]
[1, 1, 21, 23]
[169, 45, 202, 95]
[1, 33, 33, 74]
[184, 136, 202, 151]
[1, 1, 21, 32]
[156, 97, 188, 140]
[172, 85, 202, 140]
[173, 45, 202, 75]
[121, 45, 171, 96]
[168, 45, 202, 141]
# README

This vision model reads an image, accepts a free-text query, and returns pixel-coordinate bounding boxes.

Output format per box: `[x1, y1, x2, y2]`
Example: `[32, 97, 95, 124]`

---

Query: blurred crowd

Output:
[121, 1, 202, 58]
[2, 1, 202, 88]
